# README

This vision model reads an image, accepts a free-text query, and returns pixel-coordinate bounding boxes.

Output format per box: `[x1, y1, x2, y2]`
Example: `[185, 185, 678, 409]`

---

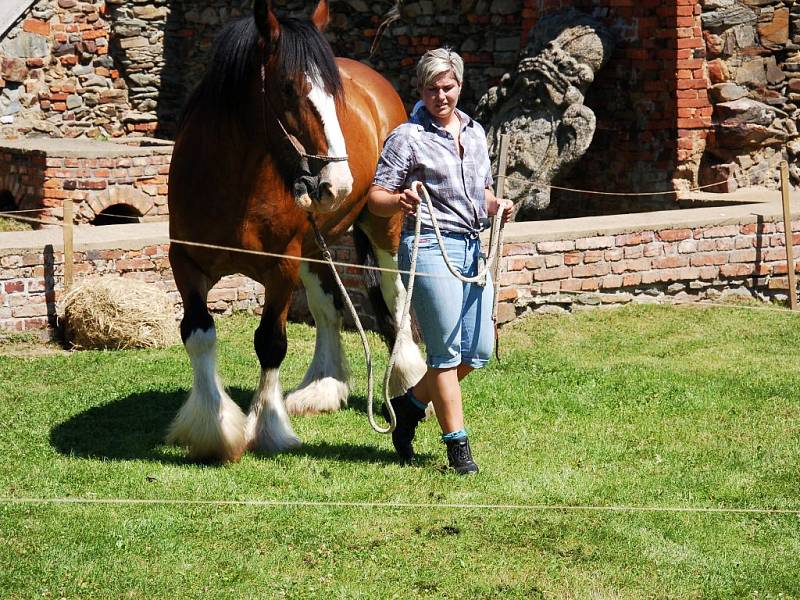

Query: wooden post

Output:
[780, 161, 797, 310]
[491, 133, 511, 359]
[63, 199, 74, 292]
[495, 133, 510, 200]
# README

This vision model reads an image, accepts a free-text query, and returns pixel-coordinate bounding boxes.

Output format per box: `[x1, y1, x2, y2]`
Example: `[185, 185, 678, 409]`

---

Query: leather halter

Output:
[260, 64, 349, 165]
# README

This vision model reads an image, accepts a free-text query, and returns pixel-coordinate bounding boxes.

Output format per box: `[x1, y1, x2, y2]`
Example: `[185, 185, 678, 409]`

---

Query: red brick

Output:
[622, 273, 642, 287]
[534, 266, 571, 281]
[690, 253, 728, 266]
[720, 263, 755, 277]
[572, 262, 610, 278]
[653, 255, 689, 269]
[23, 19, 50, 36]
[658, 228, 693, 241]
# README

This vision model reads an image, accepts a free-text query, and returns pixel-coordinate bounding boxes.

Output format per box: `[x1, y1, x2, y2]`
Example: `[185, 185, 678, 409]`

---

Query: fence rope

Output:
[1, 496, 798, 516]
[493, 163, 779, 197]
[3, 213, 800, 317]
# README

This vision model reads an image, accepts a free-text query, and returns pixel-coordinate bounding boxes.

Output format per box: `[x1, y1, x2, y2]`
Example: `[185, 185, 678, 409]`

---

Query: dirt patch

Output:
[0, 333, 68, 358]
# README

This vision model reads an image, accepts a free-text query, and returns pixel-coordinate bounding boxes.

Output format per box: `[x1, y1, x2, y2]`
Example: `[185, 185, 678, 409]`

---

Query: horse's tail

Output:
[352, 225, 398, 346]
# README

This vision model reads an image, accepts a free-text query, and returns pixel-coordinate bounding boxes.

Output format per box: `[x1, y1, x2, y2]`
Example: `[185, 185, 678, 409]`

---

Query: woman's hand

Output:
[367, 185, 420, 218]
[397, 187, 421, 217]
[487, 195, 514, 224]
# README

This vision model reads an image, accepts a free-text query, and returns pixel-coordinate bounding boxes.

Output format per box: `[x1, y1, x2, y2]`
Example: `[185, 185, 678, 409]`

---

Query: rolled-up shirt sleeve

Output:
[372, 127, 414, 192]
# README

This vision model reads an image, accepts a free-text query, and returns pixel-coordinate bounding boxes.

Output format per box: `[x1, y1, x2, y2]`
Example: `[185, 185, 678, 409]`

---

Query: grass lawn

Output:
[1, 305, 799, 599]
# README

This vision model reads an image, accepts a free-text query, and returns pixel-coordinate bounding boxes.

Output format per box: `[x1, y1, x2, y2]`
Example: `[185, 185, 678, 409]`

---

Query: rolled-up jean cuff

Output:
[462, 357, 489, 369]
[427, 354, 463, 369]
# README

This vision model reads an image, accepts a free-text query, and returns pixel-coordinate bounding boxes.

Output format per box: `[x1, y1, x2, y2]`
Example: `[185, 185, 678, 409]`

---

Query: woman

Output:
[367, 48, 513, 474]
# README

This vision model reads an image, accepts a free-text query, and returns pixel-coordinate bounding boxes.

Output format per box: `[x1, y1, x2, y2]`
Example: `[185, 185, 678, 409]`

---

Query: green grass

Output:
[1, 305, 799, 599]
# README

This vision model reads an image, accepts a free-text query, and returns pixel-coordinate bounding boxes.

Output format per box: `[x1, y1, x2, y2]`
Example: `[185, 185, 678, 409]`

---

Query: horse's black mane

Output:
[179, 15, 343, 131]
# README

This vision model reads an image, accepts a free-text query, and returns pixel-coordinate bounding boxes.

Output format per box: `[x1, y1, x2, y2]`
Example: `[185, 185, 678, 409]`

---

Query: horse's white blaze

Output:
[285, 263, 350, 414]
[374, 247, 427, 397]
[246, 368, 301, 452]
[167, 328, 246, 461]
[307, 73, 352, 210]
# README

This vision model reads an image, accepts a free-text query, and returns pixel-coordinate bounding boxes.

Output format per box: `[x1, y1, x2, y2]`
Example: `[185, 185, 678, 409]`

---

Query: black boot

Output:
[445, 437, 479, 475]
[382, 391, 426, 463]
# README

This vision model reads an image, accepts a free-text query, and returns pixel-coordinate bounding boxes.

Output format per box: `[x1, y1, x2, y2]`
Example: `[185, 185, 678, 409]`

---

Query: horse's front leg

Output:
[246, 262, 303, 453]
[284, 261, 350, 415]
[167, 246, 247, 463]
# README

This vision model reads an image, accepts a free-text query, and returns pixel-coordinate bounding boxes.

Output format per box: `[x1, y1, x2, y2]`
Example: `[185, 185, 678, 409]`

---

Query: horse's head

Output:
[255, 0, 353, 213]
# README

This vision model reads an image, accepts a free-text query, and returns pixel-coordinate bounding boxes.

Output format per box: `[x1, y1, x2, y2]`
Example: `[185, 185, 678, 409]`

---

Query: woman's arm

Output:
[368, 185, 421, 218]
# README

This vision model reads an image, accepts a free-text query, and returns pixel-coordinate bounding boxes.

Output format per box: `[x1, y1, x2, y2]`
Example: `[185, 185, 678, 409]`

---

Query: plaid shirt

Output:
[372, 103, 493, 236]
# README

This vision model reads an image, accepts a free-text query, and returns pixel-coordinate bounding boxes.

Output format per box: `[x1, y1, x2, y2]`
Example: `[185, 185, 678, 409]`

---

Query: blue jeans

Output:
[398, 230, 495, 369]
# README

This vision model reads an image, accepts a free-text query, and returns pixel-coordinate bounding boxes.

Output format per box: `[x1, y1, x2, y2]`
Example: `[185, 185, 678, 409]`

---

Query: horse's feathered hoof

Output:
[284, 377, 349, 415]
[166, 392, 247, 463]
[245, 410, 302, 453]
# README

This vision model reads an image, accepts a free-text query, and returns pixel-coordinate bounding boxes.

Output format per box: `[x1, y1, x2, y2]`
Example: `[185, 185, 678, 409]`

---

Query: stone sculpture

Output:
[476, 9, 615, 220]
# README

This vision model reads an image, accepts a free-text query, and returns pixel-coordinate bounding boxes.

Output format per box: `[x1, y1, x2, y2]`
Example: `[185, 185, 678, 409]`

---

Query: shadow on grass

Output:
[49, 387, 417, 466]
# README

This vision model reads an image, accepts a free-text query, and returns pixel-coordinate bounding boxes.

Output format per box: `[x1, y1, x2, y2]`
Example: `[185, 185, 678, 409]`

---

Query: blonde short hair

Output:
[416, 47, 464, 90]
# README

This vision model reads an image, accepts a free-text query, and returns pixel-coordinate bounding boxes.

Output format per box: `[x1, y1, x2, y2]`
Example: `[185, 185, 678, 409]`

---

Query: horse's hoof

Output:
[245, 411, 302, 453]
[166, 392, 247, 464]
[284, 378, 348, 415]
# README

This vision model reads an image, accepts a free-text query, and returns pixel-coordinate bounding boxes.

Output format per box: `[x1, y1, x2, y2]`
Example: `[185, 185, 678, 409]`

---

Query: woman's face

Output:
[420, 70, 461, 124]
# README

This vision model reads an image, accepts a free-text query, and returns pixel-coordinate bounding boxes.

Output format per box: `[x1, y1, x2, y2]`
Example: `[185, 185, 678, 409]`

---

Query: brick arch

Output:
[78, 185, 154, 223]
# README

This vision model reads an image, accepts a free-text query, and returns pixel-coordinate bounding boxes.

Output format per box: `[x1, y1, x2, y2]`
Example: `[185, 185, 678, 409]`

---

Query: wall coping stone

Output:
[0, 222, 168, 256]
[0, 138, 174, 158]
[499, 198, 800, 244]
[0, 0, 35, 38]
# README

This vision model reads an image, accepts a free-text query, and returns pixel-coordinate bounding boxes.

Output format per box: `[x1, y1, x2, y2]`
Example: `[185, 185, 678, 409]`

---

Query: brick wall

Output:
[1, 202, 798, 337]
[1, 1, 797, 206]
[0, 139, 171, 223]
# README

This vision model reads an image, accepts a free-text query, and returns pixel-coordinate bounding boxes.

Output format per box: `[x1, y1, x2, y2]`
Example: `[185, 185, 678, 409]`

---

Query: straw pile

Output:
[62, 276, 179, 350]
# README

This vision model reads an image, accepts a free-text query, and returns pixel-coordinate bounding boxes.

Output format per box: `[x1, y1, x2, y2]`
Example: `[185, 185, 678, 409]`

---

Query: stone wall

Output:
[0, 138, 172, 223]
[2, 201, 799, 336]
[0, 0, 797, 214]
[698, 0, 800, 193]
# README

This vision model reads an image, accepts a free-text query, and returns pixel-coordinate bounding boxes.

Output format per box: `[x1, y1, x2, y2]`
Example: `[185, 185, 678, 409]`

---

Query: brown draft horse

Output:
[167, 0, 426, 462]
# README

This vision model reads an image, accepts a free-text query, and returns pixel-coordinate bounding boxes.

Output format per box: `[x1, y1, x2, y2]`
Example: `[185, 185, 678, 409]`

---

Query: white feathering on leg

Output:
[167, 328, 246, 462]
[374, 247, 427, 397]
[246, 368, 301, 452]
[285, 264, 350, 415]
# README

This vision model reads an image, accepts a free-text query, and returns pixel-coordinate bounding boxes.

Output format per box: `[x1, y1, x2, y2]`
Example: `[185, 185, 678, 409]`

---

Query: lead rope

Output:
[308, 181, 505, 435]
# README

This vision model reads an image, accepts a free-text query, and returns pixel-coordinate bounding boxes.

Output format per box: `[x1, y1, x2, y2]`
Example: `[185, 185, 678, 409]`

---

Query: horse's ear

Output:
[311, 0, 330, 32]
[254, 0, 280, 46]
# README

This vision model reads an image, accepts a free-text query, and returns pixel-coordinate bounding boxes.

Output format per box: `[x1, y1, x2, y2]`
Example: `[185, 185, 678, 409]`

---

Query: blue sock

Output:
[441, 428, 467, 442]
[407, 388, 428, 412]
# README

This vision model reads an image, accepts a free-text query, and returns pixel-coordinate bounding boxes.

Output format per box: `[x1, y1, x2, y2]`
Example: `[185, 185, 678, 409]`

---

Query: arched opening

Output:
[92, 204, 142, 226]
[0, 190, 15, 212]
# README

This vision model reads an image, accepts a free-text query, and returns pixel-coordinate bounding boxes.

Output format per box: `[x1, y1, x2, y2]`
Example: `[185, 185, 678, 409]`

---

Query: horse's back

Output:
[338, 58, 406, 147]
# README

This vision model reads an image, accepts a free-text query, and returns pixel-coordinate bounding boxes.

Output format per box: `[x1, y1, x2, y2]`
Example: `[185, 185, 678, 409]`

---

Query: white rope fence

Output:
[1, 496, 799, 516]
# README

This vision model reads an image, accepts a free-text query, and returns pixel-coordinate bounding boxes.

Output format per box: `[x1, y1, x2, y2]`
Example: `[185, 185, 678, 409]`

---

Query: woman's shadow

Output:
[49, 388, 425, 465]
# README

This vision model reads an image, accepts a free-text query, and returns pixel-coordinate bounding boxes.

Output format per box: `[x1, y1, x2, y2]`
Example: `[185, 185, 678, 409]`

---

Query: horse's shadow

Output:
[49, 388, 423, 466]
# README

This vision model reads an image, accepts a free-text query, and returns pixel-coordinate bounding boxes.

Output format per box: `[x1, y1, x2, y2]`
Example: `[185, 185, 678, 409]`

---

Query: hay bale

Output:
[63, 276, 179, 350]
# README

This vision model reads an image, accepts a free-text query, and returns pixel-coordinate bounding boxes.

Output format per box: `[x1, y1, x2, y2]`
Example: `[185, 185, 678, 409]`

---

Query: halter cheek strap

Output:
[261, 64, 349, 165]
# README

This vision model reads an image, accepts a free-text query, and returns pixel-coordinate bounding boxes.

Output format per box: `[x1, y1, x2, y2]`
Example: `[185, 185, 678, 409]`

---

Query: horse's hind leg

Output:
[167, 246, 246, 463]
[284, 262, 350, 415]
[246, 267, 302, 452]
[354, 222, 426, 397]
